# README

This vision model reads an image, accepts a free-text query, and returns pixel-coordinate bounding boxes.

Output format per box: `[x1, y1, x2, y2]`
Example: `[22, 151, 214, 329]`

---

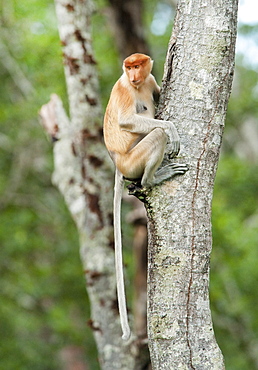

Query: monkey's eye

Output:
[127, 66, 132, 70]
[134, 65, 140, 69]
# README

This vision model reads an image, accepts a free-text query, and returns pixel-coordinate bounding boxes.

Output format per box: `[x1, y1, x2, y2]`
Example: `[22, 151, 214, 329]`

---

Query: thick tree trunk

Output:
[146, 0, 238, 368]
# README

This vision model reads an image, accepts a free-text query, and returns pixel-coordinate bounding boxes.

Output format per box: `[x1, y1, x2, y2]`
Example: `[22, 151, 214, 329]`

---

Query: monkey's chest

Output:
[136, 100, 155, 117]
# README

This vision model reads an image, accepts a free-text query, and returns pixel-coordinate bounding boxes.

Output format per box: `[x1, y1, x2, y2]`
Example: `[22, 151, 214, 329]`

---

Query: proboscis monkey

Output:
[103, 53, 188, 340]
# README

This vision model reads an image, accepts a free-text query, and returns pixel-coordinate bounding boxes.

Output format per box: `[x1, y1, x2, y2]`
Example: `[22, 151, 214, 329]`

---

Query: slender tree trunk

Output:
[40, 0, 149, 368]
[105, 0, 150, 60]
[146, 0, 238, 368]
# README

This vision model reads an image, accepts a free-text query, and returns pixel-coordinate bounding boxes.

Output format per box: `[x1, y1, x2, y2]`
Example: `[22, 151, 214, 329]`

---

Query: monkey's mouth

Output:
[131, 80, 142, 87]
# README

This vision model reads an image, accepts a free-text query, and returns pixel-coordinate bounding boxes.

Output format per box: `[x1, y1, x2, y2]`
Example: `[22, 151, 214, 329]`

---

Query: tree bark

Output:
[146, 0, 239, 368]
[105, 0, 150, 60]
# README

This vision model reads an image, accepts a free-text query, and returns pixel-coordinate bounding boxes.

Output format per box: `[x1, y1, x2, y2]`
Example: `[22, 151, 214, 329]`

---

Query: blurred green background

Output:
[0, 0, 258, 369]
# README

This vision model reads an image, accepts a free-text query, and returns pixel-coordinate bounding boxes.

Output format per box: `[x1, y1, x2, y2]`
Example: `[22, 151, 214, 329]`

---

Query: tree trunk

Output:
[146, 0, 238, 368]
[105, 0, 150, 60]
[40, 0, 149, 368]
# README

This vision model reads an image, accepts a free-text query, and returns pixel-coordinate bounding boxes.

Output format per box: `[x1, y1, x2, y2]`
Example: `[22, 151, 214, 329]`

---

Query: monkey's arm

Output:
[119, 114, 180, 156]
[119, 114, 176, 135]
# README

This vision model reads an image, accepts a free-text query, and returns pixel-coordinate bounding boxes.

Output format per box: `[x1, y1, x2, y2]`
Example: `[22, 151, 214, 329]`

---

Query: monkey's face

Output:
[123, 53, 153, 89]
[125, 65, 145, 88]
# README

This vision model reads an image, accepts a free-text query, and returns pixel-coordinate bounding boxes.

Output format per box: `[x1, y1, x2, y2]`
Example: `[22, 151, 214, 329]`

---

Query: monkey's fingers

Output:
[166, 140, 180, 158]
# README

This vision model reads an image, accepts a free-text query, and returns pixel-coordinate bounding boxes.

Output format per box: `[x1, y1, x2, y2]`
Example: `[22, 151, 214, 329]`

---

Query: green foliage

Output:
[211, 157, 258, 370]
[0, 0, 97, 368]
[0, 0, 258, 369]
[227, 64, 258, 128]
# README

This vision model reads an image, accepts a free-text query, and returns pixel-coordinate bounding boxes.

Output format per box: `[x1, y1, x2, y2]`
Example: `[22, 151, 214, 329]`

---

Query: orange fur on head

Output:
[123, 53, 151, 68]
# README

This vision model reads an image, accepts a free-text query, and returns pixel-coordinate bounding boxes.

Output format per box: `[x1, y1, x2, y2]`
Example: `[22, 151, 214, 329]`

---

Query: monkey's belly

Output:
[104, 130, 140, 156]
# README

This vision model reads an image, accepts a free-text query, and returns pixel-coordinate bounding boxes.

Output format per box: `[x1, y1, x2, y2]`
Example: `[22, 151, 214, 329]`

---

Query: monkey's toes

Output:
[171, 163, 189, 174]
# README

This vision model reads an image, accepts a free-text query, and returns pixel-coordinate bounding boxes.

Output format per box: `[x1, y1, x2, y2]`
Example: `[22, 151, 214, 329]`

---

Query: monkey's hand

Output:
[164, 122, 180, 158]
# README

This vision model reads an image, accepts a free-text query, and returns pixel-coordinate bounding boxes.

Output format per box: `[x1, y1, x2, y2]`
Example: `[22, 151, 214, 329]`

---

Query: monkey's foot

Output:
[154, 163, 189, 185]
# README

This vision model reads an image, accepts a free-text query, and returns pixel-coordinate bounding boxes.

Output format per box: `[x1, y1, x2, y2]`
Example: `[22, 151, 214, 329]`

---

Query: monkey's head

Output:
[123, 53, 153, 88]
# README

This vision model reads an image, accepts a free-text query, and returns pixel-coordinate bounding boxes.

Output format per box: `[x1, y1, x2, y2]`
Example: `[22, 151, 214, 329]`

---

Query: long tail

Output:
[114, 168, 131, 340]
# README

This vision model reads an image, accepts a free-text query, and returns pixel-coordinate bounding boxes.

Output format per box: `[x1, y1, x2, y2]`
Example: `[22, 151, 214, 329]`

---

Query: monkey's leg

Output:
[139, 128, 167, 187]
[153, 163, 188, 185]
[117, 128, 167, 187]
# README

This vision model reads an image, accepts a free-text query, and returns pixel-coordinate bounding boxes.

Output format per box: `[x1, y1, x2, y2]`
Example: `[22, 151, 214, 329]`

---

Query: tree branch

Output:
[0, 39, 35, 97]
